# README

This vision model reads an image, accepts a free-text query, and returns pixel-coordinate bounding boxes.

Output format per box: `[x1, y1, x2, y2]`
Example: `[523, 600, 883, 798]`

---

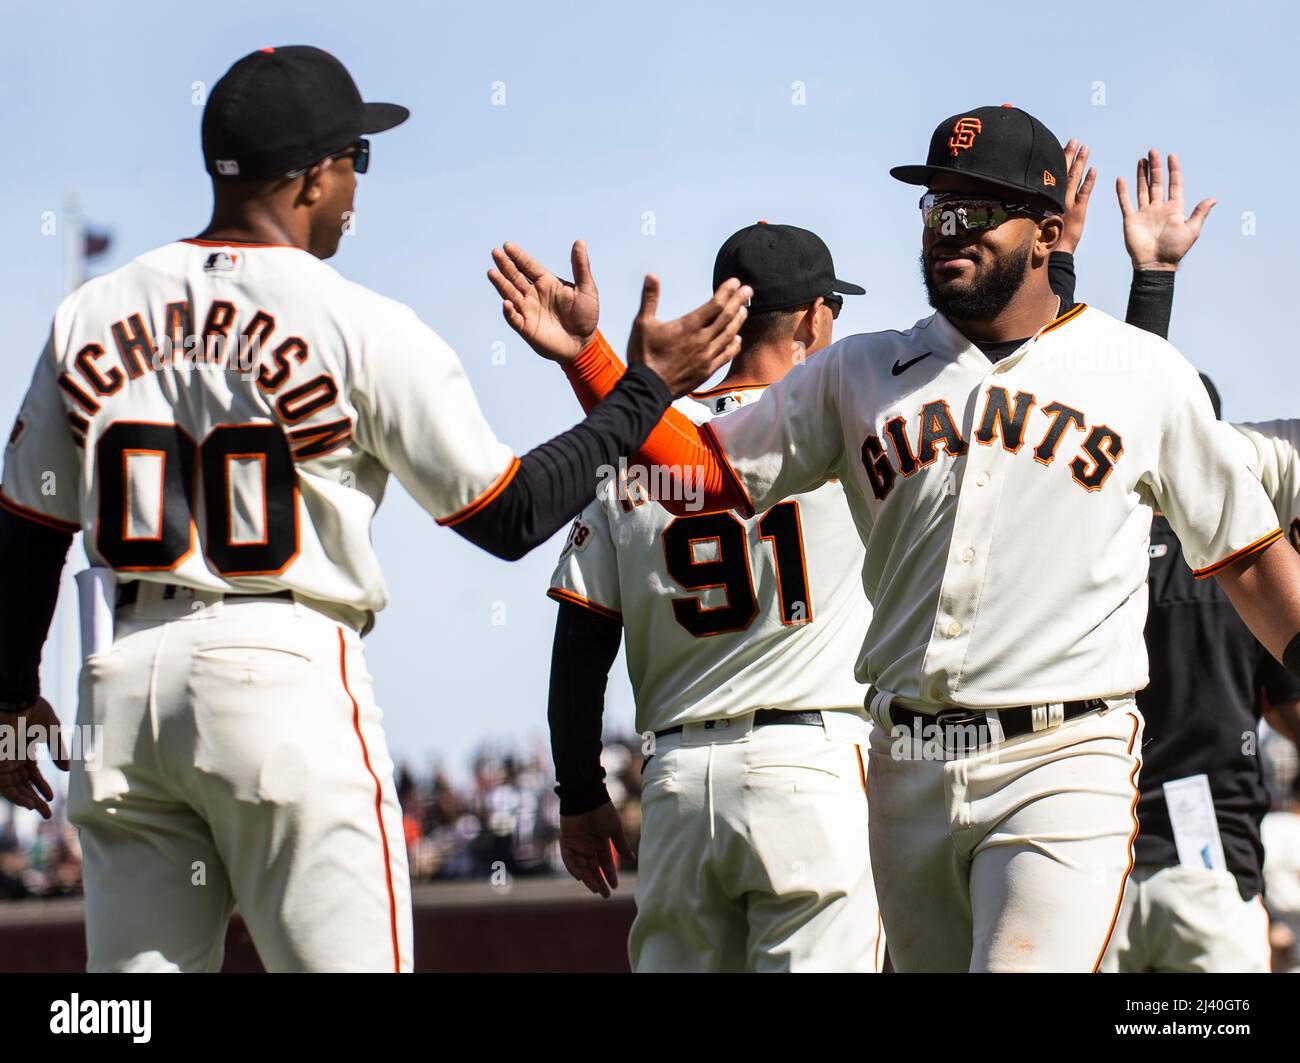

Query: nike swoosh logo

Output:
[892, 352, 933, 376]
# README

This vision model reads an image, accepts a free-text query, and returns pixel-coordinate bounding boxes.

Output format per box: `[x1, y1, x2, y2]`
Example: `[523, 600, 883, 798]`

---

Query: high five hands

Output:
[489, 241, 751, 398]
[1117, 149, 1216, 271]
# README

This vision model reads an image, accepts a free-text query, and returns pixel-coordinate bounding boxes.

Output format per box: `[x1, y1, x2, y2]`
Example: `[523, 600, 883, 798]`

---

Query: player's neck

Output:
[945, 275, 1061, 345]
[714, 343, 801, 390]
[196, 197, 307, 251]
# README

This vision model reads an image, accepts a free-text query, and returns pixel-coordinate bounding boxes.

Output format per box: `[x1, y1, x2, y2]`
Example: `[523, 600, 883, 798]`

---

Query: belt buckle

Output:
[930, 707, 990, 755]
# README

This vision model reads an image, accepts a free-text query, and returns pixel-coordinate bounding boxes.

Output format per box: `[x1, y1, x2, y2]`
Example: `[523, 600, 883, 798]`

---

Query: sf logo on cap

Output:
[948, 117, 982, 156]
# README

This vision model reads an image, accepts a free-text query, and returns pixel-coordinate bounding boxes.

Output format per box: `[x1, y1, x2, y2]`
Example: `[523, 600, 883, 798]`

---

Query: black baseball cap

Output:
[890, 104, 1067, 213]
[713, 222, 864, 314]
[202, 45, 409, 180]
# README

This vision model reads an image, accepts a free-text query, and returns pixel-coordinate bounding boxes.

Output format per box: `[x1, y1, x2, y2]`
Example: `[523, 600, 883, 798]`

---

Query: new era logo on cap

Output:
[214, 159, 240, 176]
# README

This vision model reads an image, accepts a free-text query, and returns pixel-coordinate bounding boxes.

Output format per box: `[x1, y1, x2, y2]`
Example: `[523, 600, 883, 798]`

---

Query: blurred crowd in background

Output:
[0, 732, 648, 897]
[3, 723, 1298, 973]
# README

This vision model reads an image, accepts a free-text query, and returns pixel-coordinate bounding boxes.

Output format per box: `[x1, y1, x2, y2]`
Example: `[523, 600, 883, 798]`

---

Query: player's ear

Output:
[298, 162, 328, 206]
[791, 302, 816, 352]
[1036, 214, 1065, 258]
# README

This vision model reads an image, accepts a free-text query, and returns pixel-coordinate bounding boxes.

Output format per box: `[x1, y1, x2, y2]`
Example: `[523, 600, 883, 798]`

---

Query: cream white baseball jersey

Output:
[1234, 420, 1300, 547]
[549, 384, 872, 735]
[1, 237, 522, 972]
[707, 303, 1282, 708]
[2, 239, 517, 630]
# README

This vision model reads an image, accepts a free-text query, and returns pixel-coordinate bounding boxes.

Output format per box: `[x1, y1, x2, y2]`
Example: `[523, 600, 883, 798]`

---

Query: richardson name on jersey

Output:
[862, 384, 1123, 498]
[56, 297, 351, 460]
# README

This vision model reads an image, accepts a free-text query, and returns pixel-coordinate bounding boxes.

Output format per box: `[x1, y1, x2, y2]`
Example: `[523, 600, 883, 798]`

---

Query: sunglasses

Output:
[822, 294, 843, 319]
[330, 137, 370, 174]
[286, 137, 371, 179]
[919, 192, 1051, 232]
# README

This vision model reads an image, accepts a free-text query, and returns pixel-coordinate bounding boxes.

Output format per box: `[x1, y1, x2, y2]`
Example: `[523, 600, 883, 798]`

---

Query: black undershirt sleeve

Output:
[547, 600, 623, 815]
[1049, 250, 1177, 340]
[452, 362, 672, 561]
[0, 508, 73, 708]
[1048, 250, 1077, 310]
[1125, 270, 1176, 339]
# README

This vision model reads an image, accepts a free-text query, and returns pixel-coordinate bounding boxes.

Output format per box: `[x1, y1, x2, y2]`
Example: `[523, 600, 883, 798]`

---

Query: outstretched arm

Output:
[1047, 138, 1096, 308]
[489, 241, 752, 517]
[1116, 149, 1216, 339]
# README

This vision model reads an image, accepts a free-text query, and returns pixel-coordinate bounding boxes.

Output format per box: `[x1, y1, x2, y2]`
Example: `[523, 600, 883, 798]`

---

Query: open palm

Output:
[488, 240, 600, 363]
[1116, 150, 1215, 271]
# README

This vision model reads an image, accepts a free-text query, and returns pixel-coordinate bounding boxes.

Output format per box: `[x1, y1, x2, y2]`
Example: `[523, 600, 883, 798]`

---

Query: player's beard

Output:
[920, 237, 1034, 321]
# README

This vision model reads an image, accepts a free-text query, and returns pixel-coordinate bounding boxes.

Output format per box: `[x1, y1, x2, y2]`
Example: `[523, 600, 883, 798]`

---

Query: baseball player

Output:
[542, 223, 882, 973]
[1046, 147, 1300, 973]
[0, 45, 749, 972]
[496, 105, 1300, 972]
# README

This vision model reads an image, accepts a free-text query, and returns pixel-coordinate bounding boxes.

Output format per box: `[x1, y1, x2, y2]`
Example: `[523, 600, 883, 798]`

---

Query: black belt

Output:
[888, 698, 1107, 742]
[116, 582, 294, 609]
[654, 709, 824, 741]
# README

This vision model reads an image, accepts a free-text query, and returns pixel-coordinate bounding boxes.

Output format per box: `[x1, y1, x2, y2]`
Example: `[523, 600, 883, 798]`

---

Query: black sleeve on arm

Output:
[548, 600, 623, 815]
[0, 507, 73, 708]
[1125, 269, 1176, 339]
[1048, 251, 1077, 310]
[451, 363, 672, 561]
[1258, 641, 1300, 706]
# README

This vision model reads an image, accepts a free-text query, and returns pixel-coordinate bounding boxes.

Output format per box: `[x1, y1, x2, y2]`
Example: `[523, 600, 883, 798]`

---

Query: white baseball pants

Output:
[630, 709, 884, 973]
[67, 592, 412, 972]
[866, 697, 1144, 972]
[1100, 863, 1270, 973]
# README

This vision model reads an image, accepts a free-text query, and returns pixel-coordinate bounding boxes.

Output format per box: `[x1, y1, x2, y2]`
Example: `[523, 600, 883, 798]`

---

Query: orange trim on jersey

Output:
[689, 382, 770, 399]
[435, 457, 521, 527]
[873, 909, 884, 974]
[337, 626, 401, 973]
[1040, 302, 1088, 336]
[1192, 528, 1284, 580]
[1092, 710, 1142, 973]
[0, 489, 79, 533]
[547, 586, 623, 622]
[855, 745, 868, 796]
[701, 422, 755, 519]
[181, 237, 300, 250]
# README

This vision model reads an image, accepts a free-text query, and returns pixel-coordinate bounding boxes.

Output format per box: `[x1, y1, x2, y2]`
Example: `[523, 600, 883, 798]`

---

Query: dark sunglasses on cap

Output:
[919, 191, 1052, 232]
[286, 137, 370, 179]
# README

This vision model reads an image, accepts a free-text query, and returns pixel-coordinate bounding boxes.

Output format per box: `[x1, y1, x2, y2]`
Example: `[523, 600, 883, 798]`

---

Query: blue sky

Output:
[2, 0, 1297, 784]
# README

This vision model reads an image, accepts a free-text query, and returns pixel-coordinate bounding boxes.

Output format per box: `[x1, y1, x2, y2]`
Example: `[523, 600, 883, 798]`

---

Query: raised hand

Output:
[488, 240, 600, 363]
[0, 697, 70, 820]
[626, 275, 750, 398]
[1116, 150, 1216, 271]
[1057, 138, 1097, 254]
[559, 801, 635, 898]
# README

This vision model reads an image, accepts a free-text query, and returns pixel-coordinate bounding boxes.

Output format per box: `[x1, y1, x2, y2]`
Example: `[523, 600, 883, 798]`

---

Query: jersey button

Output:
[946, 620, 962, 638]
[960, 547, 975, 564]
[976, 472, 990, 487]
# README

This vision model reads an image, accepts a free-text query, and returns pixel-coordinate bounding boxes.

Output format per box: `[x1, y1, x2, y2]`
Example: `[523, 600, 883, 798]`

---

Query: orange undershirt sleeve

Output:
[563, 332, 749, 517]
